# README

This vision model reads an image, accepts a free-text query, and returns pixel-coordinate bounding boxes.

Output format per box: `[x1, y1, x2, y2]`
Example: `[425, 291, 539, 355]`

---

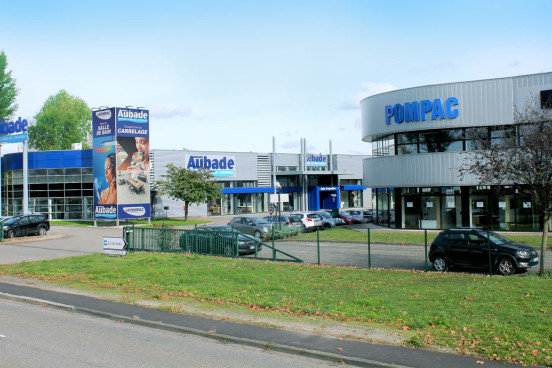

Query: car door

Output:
[16, 216, 30, 236]
[466, 233, 491, 267]
[231, 217, 248, 235]
[445, 232, 471, 265]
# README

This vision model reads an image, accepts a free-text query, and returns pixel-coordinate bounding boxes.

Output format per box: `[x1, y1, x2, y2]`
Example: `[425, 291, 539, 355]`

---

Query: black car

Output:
[429, 228, 539, 275]
[3, 214, 50, 238]
[179, 225, 261, 256]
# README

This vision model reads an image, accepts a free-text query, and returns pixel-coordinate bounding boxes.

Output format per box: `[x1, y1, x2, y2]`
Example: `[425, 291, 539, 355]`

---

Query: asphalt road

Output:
[0, 297, 337, 368]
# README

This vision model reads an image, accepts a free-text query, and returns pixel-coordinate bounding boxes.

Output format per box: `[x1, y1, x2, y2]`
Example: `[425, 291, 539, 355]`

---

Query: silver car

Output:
[314, 211, 337, 229]
[263, 215, 303, 229]
[228, 216, 272, 239]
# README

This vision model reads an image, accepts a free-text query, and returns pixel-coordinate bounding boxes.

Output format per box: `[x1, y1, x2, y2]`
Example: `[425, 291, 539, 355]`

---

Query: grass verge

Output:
[1, 253, 551, 366]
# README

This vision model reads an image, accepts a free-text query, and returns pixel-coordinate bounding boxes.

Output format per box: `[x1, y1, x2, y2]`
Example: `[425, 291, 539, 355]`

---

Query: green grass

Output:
[1, 253, 551, 366]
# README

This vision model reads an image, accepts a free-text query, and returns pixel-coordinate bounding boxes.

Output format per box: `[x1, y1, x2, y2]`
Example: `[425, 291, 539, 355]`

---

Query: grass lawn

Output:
[1, 253, 551, 366]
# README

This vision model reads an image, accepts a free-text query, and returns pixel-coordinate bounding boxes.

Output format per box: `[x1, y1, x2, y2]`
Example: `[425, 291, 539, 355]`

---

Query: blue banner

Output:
[0, 133, 28, 143]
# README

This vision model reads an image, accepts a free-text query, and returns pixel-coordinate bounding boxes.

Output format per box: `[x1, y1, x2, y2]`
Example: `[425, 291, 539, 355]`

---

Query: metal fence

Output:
[122, 225, 549, 275]
[123, 225, 302, 263]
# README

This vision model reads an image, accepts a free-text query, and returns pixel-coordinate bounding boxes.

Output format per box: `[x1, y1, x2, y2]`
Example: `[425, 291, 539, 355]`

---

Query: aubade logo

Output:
[385, 97, 459, 125]
[0, 117, 28, 135]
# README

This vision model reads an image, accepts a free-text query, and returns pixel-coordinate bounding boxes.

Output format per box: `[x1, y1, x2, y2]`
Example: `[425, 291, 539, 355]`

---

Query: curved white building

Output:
[361, 72, 552, 230]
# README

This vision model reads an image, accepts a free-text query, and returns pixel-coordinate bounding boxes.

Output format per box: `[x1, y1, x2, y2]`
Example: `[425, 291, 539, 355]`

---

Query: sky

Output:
[1, 0, 551, 156]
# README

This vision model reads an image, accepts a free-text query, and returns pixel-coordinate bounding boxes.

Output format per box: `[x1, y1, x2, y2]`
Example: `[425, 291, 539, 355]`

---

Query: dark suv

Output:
[429, 228, 539, 275]
[2, 214, 50, 238]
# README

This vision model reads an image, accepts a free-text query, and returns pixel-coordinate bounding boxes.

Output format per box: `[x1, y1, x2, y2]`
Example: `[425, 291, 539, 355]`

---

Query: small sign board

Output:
[103, 237, 127, 256]
[270, 193, 290, 203]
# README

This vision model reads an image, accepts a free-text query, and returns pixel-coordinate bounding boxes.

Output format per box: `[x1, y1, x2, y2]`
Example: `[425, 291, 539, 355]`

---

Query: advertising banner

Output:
[114, 108, 151, 220]
[93, 107, 151, 220]
[93, 108, 117, 219]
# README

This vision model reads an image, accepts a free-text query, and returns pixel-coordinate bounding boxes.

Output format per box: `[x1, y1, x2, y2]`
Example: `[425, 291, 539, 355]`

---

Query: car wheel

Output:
[323, 223, 331, 230]
[432, 256, 448, 272]
[6, 230, 15, 238]
[301, 225, 307, 233]
[224, 245, 233, 256]
[497, 257, 516, 276]
[38, 226, 47, 236]
[253, 230, 261, 239]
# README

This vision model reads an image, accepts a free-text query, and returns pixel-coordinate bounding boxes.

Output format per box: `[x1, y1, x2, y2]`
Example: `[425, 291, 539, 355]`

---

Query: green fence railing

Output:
[123, 225, 303, 263]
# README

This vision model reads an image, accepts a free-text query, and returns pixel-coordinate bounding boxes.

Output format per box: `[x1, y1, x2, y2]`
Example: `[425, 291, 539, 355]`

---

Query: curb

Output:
[0, 291, 409, 368]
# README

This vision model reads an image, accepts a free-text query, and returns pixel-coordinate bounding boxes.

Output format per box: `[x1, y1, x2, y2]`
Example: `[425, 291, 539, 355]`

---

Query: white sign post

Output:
[103, 237, 128, 256]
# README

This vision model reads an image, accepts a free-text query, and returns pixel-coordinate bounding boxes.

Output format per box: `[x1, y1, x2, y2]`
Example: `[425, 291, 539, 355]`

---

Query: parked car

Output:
[313, 211, 337, 229]
[179, 225, 261, 256]
[429, 228, 539, 275]
[3, 214, 50, 238]
[334, 211, 355, 225]
[291, 212, 323, 232]
[228, 216, 272, 238]
[346, 210, 365, 224]
[263, 215, 303, 230]
[362, 210, 373, 223]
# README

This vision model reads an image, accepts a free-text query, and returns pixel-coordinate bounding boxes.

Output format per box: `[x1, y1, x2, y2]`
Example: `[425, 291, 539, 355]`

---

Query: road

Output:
[0, 298, 337, 368]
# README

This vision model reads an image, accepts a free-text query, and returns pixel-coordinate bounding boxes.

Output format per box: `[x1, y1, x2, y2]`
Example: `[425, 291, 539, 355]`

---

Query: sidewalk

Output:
[0, 280, 515, 368]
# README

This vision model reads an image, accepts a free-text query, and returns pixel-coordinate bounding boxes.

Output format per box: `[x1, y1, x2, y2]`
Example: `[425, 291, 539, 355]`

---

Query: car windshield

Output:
[4, 217, 21, 225]
[289, 215, 302, 222]
[252, 218, 269, 225]
[340, 211, 350, 216]
[481, 231, 512, 245]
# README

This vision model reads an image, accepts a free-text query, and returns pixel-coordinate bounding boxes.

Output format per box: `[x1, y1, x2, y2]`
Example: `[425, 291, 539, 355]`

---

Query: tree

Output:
[460, 101, 552, 274]
[156, 164, 223, 221]
[28, 90, 91, 150]
[0, 51, 18, 121]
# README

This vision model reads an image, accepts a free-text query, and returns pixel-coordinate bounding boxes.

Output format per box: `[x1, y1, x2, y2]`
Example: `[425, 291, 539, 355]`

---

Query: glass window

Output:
[397, 144, 417, 155]
[419, 130, 464, 153]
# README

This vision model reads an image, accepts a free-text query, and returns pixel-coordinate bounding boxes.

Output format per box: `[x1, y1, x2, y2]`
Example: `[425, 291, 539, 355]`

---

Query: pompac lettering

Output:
[385, 97, 459, 125]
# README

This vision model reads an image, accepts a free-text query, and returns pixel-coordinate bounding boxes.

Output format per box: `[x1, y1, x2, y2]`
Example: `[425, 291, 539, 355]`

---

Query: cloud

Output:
[150, 105, 192, 120]
[337, 82, 397, 110]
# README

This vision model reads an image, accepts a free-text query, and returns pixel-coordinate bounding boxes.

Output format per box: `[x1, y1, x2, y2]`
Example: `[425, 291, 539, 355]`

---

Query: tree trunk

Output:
[184, 201, 189, 222]
[540, 218, 549, 275]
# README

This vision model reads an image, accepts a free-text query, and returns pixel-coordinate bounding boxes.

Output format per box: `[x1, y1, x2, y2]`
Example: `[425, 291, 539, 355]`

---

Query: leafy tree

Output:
[156, 164, 223, 221]
[460, 101, 552, 274]
[0, 51, 18, 120]
[28, 89, 91, 150]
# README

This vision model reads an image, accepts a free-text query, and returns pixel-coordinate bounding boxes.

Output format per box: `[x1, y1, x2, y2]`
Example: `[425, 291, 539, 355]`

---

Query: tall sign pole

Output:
[23, 139, 28, 214]
[0, 117, 29, 216]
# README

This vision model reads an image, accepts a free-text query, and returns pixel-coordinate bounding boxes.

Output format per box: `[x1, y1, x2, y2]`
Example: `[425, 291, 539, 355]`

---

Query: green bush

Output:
[265, 226, 302, 240]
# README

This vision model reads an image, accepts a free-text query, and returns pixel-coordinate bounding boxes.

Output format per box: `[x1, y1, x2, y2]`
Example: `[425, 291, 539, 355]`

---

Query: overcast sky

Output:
[2, 0, 551, 156]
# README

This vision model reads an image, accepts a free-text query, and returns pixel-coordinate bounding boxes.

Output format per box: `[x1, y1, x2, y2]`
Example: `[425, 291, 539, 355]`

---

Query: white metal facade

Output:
[361, 72, 552, 188]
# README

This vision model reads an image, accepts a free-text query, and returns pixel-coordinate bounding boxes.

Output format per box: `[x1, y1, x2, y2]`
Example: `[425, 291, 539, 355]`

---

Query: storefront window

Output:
[235, 193, 252, 213]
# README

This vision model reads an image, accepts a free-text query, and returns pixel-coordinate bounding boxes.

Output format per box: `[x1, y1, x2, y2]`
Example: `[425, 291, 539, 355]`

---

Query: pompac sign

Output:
[385, 97, 459, 125]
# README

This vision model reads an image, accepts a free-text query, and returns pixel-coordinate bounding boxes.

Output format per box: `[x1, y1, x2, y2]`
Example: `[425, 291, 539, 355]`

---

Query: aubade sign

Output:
[385, 97, 459, 125]
[0, 117, 29, 143]
[0, 117, 28, 135]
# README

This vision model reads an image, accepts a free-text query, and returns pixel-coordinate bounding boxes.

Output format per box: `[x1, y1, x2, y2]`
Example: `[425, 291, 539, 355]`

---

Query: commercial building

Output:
[361, 72, 552, 230]
[0, 142, 369, 219]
